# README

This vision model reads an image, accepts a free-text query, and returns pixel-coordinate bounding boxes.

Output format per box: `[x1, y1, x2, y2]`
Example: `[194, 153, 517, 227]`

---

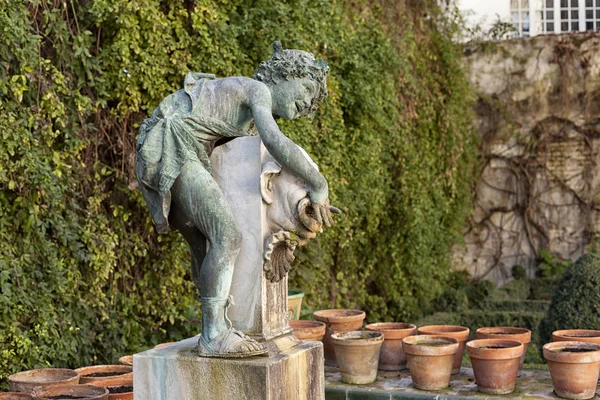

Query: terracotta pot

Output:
[543, 341, 600, 400]
[466, 339, 524, 394]
[154, 342, 175, 349]
[289, 320, 326, 341]
[75, 365, 133, 384]
[287, 289, 304, 320]
[0, 394, 32, 400]
[365, 322, 416, 371]
[417, 325, 470, 374]
[476, 327, 531, 368]
[313, 309, 366, 366]
[552, 329, 600, 344]
[331, 330, 384, 384]
[402, 335, 458, 391]
[8, 368, 79, 394]
[90, 376, 133, 400]
[31, 384, 109, 400]
[118, 355, 133, 366]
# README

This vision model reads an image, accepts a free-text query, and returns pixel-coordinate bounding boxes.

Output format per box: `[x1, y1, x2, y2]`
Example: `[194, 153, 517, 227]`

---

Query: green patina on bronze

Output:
[135, 41, 334, 357]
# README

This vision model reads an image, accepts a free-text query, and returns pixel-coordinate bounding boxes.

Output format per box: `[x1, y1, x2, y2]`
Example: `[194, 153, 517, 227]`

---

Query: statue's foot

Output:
[196, 328, 268, 358]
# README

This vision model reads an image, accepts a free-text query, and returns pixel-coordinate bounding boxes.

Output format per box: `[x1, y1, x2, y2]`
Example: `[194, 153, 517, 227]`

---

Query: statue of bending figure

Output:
[135, 42, 334, 358]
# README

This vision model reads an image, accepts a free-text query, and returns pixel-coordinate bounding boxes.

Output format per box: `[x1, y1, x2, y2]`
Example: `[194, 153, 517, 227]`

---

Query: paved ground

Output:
[325, 366, 587, 400]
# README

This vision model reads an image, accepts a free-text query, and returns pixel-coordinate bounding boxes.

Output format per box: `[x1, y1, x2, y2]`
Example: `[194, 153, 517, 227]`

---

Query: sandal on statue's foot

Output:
[195, 328, 268, 358]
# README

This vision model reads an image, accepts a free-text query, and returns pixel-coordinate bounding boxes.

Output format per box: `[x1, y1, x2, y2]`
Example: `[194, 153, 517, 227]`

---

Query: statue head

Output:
[260, 146, 322, 282]
[253, 41, 329, 120]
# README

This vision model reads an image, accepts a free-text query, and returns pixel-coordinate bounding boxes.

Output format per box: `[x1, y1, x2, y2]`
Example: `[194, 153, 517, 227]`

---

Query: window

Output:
[584, 0, 600, 32]
[547, 10, 555, 18]
[571, 0, 579, 6]
[562, 21, 570, 30]
[561, 0, 568, 6]
[572, 10, 579, 18]
[547, 22, 555, 31]
[547, 0, 555, 6]
[561, 10, 569, 18]
[572, 21, 580, 29]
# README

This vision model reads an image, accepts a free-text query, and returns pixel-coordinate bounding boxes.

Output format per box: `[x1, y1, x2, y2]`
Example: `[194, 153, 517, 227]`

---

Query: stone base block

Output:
[133, 336, 324, 400]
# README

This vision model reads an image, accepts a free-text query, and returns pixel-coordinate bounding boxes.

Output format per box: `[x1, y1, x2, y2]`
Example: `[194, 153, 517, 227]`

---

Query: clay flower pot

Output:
[417, 325, 470, 374]
[313, 309, 366, 366]
[75, 365, 133, 384]
[552, 329, 600, 344]
[476, 327, 531, 368]
[31, 384, 109, 400]
[90, 376, 134, 400]
[289, 320, 326, 341]
[8, 368, 79, 393]
[0, 394, 32, 400]
[466, 339, 524, 394]
[543, 341, 600, 400]
[287, 289, 304, 320]
[402, 335, 458, 391]
[331, 330, 384, 384]
[118, 355, 133, 366]
[365, 322, 416, 371]
[154, 342, 175, 349]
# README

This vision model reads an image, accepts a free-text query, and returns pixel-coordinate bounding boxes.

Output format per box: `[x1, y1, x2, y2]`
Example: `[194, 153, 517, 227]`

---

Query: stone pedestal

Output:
[133, 337, 324, 400]
[134, 136, 325, 399]
[210, 136, 289, 341]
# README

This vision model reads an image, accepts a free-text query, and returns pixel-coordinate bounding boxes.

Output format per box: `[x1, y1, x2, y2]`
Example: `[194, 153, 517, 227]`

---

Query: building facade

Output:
[512, 0, 600, 37]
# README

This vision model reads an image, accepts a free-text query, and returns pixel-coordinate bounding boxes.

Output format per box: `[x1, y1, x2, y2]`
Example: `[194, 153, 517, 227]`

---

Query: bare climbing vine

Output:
[462, 34, 600, 282]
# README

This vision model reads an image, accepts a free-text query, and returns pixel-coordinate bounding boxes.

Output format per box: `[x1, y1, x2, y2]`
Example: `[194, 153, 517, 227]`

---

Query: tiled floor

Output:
[325, 366, 583, 400]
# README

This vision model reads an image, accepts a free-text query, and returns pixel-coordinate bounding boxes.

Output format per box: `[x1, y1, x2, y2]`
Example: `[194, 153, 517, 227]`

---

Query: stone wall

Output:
[455, 33, 600, 285]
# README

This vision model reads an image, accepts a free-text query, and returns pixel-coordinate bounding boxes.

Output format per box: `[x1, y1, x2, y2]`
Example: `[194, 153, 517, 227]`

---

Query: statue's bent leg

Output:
[171, 161, 267, 357]
[168, 203, 206, 292]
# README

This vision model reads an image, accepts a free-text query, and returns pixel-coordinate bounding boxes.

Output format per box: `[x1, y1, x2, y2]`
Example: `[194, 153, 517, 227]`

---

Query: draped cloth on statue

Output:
[135, 73, 256, 233]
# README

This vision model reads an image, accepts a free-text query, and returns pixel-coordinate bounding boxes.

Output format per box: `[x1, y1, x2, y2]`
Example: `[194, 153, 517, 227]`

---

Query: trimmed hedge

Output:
[481, 300, 550, 313]
[540, 253, 600, 345]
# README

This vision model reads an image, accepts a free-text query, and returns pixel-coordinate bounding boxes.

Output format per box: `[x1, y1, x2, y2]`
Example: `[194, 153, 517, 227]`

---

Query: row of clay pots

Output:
[402, 335, 524, 394]
[404, 329, 600, 399]
[2, 382, 109, 400]
[3, 341, 180, 399]
[295, 310, 535, 377]
[6, 365, 133, 399]
[291, 310, 600, 400]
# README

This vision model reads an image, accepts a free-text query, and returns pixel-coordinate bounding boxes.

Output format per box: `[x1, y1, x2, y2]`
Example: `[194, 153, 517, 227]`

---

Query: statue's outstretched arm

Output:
[249, 82, 335, 227]
[252, 104, 328, 203]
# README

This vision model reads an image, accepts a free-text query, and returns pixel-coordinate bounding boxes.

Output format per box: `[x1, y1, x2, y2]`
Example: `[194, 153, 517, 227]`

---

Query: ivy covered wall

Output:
[0, 0, 477, 386]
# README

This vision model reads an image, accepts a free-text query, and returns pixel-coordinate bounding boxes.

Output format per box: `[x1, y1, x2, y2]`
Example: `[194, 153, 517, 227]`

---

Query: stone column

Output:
[133, 136, 324, 400]
[210, 136, 290, 343]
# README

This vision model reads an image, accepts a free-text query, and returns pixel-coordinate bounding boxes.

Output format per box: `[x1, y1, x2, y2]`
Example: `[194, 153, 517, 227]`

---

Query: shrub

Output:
[464, 280, 498, 309]
[528, 278, 557, 300]
[499, 279, 530, 301]
[540, 253, 600, 345]
[512, 264, 527, 280]
[537, 249, 572, 279]
[436, 288, 469, 313]
[481, 300, 550, 313]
